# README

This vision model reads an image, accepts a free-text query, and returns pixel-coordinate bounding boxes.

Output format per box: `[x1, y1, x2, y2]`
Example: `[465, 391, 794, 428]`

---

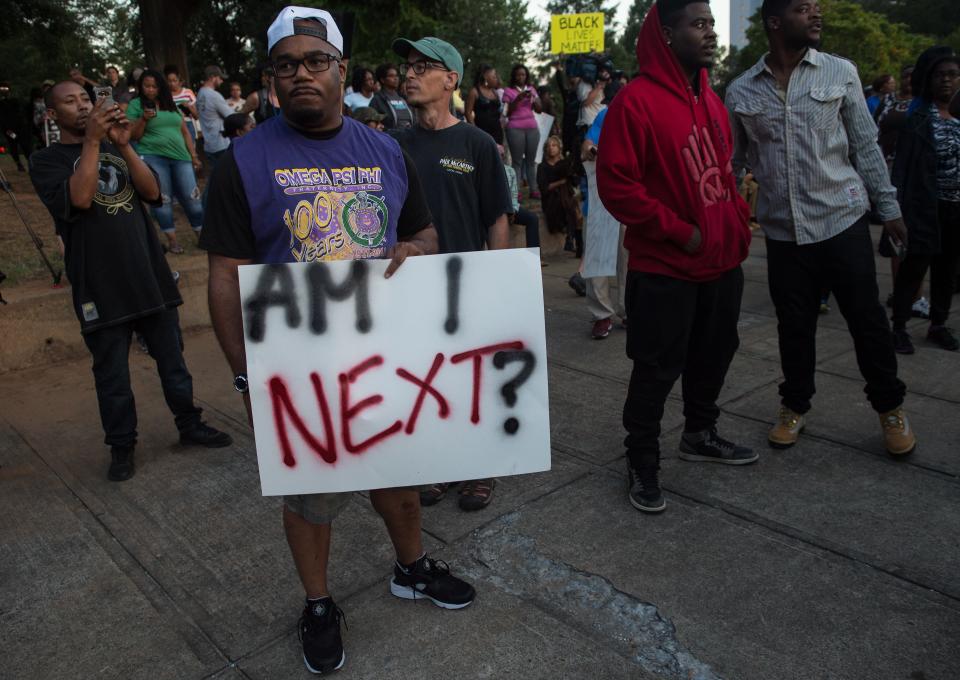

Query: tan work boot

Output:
[880, 408, 916, 456]
[769, 406, 805, 449]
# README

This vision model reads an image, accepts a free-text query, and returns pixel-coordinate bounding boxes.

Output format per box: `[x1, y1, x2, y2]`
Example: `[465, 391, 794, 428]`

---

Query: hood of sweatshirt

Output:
[636, 3, 712, 105]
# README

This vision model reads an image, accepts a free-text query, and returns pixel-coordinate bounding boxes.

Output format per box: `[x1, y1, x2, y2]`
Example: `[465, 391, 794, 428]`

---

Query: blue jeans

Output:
[142, 154, 203, 234]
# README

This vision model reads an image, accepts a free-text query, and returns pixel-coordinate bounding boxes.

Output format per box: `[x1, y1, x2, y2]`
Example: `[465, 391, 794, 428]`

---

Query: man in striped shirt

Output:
[726, 0, 917, 456]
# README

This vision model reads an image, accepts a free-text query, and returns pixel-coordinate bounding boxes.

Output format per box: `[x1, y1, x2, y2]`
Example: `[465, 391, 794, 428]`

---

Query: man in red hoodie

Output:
[597, 0, 757, 514]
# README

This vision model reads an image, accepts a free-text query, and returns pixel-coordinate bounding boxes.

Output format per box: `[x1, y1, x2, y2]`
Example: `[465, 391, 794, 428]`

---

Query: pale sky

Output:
[528, 0, 733, 49]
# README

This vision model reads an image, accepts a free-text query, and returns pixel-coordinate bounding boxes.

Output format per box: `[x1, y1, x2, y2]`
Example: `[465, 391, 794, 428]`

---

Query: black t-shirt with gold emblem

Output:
[392, 122, 512, 253]
[29, 141, 181, 334]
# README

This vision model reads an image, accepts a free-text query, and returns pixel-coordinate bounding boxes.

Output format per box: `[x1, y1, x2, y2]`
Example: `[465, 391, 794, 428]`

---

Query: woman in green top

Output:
[127, 69, 203, 253]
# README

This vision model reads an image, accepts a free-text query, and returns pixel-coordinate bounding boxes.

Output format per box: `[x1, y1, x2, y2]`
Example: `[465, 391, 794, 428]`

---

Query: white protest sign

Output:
[533, 112, 556, 165]
[238, 249, 551, 496]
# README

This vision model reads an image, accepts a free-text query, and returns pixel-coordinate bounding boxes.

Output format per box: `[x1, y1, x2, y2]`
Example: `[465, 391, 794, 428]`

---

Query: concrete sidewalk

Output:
[1, 232, 958, 680]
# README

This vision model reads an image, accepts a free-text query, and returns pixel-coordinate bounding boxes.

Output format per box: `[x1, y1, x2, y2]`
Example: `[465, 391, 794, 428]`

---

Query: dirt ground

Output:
[0, 153, 204, 287]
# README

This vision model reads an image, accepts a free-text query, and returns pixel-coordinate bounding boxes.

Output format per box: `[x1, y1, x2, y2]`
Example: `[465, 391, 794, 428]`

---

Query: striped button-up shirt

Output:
[726, 49, 901, 244]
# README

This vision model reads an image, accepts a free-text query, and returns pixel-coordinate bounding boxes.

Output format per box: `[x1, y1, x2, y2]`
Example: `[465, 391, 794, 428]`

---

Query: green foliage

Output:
[0, 0, 100, 95]
[619, 0, 654, 66]
[732, 0, 935, 88]
[544, 0, 618, 24]
[183, 0, 536, 93]
[710, 45, 740, 99]
[418, 0, 538, 90]
[856, 0, 959, 40]
[71, 0, 142, 72]
[943, 25, 960, 54]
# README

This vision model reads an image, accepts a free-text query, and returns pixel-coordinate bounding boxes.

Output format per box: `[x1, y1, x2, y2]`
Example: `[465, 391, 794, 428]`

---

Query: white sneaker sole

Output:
[389, 579, 474, 609]
[303, 650, 345, 674]
[678, 450, 759, 465]
[629, 495, 666, 513]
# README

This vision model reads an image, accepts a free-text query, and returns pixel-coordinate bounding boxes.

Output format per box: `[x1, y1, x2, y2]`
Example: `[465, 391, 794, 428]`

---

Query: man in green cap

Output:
[392, 37, 514, 512]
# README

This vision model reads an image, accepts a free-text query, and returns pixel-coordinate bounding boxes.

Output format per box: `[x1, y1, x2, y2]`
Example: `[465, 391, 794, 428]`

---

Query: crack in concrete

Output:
[464, 514, 722, 680]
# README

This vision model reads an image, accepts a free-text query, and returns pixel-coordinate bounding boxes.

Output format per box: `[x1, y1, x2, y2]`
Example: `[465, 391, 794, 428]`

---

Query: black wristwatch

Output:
[233, 373, 249, 394]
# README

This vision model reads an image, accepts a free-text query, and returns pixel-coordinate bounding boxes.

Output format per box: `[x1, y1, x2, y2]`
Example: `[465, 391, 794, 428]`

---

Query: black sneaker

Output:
[679, 430, 758, 465]
[927, 325, 959, 352]
[893, 328, 915, 355]
[298, 598, 346, 675]
[108, 446, 135, 481]
[179, 422, 233, 448]
[390, 555, 475, 609]
[626, 461, 665, 513]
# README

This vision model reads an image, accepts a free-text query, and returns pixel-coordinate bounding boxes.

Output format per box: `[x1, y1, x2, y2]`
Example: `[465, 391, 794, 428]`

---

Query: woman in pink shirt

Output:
[502, 64, 543, 199]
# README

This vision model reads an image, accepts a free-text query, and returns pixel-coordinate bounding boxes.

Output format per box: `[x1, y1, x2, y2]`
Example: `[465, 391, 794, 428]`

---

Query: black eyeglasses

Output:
[405, 60, 449, 76]
[272, 53, 340, 79]
[934, 70, 960, 81]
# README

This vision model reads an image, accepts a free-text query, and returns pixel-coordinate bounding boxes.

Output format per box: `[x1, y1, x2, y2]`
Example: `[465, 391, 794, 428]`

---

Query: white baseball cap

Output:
[267, 6, 343, 55]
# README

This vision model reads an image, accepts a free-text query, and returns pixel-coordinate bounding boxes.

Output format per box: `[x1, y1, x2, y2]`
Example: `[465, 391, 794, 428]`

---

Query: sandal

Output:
[419, 482, 452, 506]
[168, 244, 185, 254]
[458, 478, 496, 512]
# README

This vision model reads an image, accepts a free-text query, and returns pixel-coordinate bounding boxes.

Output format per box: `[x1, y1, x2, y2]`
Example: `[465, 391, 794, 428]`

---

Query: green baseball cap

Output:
[392, 36, 463, 85]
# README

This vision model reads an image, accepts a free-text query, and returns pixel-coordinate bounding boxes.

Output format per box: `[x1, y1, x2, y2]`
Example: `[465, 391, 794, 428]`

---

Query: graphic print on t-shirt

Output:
[439, 157, 476, 175]
[275, 164, 390, 262]
[73, 152, 135, 215]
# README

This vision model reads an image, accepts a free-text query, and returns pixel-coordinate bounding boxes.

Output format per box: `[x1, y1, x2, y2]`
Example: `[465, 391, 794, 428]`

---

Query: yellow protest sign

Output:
[550, 12, 605, 55]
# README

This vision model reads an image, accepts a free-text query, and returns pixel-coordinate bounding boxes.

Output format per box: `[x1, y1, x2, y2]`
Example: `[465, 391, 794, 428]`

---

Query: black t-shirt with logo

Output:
[29, 141, 181, 334]
[393, 122, 512, 254]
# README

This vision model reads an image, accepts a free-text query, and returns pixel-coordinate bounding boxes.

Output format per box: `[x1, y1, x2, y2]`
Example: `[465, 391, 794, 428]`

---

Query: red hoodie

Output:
[597, 4, 751, 282]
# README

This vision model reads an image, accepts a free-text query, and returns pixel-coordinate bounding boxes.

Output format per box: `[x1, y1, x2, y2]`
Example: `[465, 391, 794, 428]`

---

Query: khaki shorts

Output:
[283, 486, 428, 525]
[284, 492, 352, 525]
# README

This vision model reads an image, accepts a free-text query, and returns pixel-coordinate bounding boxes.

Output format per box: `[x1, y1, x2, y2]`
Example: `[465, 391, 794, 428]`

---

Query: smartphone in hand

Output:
[94, 85, 114, 108]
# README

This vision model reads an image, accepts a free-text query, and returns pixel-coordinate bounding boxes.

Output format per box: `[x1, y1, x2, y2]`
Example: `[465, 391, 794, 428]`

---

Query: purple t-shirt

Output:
[502, 86, 539, 130]
[231, 116, 409, 264]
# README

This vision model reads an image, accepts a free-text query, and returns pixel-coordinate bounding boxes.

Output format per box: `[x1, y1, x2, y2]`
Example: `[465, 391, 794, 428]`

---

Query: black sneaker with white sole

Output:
[626, 461, 666, 513]
[298, 598, 346, 675]
[390, 555, 475, 609]
[679, 430, 758, 465]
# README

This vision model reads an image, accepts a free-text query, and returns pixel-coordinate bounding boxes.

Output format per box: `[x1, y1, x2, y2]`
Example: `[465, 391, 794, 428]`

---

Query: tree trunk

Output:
[138, 0, 203, 82]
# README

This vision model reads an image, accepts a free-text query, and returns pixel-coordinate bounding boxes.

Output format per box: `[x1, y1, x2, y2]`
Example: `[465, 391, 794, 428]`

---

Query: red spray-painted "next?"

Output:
[269, 341, 525, 468]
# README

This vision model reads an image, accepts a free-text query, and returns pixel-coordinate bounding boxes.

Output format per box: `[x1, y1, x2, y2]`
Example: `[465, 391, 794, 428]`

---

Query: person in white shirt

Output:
[196, 65, 235, 206]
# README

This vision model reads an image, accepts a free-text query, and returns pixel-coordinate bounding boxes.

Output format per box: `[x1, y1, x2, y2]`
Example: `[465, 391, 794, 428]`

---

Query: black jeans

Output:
[622, 266, 744, 471]
[82, 308, 202, 448]
[514, 207, 540, 249]
[891, 200, 960, 330]
[767, 216, 905, 415]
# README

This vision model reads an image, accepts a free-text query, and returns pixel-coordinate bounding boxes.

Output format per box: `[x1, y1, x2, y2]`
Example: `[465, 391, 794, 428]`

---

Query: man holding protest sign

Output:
[391, 36, 514, 512]
[200, 7, 475, 675]
[597, 0, 757, 514]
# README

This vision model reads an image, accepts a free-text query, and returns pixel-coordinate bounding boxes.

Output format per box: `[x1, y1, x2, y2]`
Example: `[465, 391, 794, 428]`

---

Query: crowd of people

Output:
[14, 0, 960, 675]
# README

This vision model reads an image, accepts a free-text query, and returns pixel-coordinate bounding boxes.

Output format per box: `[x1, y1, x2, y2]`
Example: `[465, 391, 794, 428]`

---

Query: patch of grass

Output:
[0, 249, 65, 287]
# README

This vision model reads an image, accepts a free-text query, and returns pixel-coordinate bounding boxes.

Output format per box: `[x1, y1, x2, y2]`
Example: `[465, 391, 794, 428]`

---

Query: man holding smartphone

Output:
[726, 0, 916, 456]
[29, 81, 232, 482]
